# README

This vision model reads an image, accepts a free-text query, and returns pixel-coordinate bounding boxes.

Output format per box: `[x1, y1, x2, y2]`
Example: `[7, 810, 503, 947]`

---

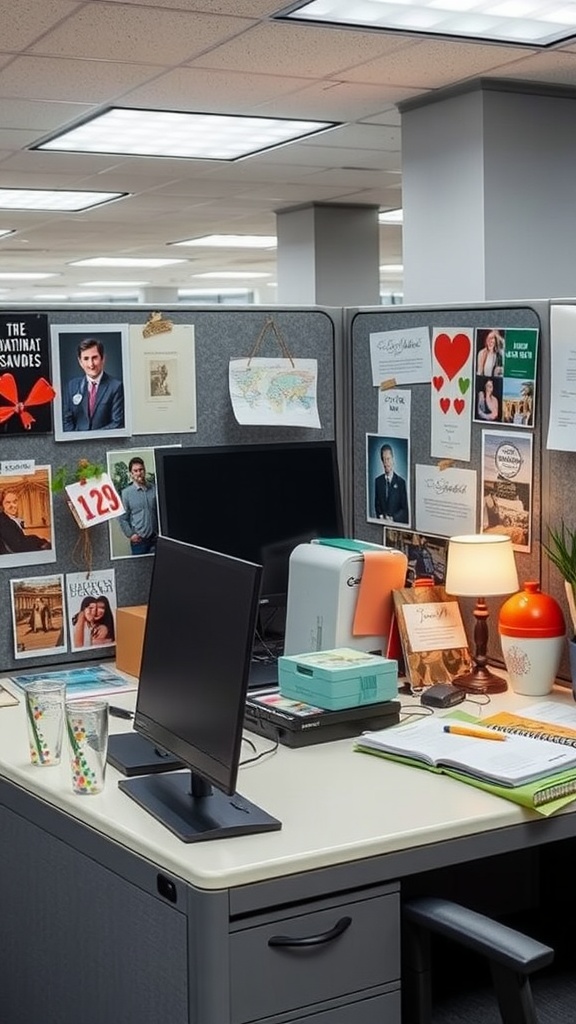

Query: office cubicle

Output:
[0, 304, 343, 674]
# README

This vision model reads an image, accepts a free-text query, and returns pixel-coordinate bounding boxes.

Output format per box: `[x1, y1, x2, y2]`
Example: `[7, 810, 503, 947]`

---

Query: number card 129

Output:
[65, 474, 124, 528]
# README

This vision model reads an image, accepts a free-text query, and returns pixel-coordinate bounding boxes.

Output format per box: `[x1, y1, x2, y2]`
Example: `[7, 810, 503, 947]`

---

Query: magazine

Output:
[9, 664, 137, 701]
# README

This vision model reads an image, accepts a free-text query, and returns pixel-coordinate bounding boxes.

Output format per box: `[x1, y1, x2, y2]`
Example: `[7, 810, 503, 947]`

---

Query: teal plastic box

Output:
[278, 647, 398, 711]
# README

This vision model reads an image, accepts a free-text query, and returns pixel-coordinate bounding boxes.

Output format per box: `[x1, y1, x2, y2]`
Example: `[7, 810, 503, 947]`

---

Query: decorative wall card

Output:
[129, 321, 197, 435]
[392, 586, 472, 690]
[0, 465, 56, 568]
[474, 327, 538, 428]
[481, 430, 533, 553]
[66, 569, 117, 653]
[377, 387, 411, 436]
[0, 314, 54, 434]
[430, 328, 473, 461]
[415, 464, 477, 537]
[229, 357, 320, 427]
[51, 323, 131, 441]
[65, 473, 124, 529]
[10, 574, 67, 660]
[369, 326, 431, 386]
[547, 305, 576, 451]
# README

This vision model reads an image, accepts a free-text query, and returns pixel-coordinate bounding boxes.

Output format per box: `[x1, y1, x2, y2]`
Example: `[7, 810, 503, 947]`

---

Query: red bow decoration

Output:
[0, 373, 56, 430]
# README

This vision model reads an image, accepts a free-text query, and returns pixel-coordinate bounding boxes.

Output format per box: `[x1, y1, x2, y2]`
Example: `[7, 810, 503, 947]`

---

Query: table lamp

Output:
[445, 534, 519, 694]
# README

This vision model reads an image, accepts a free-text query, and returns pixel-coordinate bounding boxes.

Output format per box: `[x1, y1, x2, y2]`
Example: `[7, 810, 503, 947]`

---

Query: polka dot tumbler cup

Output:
[25, 680, 66, 766]
[65, 700, 109, 794]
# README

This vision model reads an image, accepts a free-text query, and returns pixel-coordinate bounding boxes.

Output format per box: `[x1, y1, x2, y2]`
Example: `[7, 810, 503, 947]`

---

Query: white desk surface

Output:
[1, 678, 576, 891]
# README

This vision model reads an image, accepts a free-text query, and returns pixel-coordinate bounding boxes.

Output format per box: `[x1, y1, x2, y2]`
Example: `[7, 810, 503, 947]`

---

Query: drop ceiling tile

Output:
[124, 67, 313, 112]
[482, 51, 576, 86]
[92, 0, 283, 12]
[253, 80, 420, 121]
[0, 99, 93, 131]
[187, 21, 412, 79]
[0, 130, 47, 151]
[301, 122, 400, 151]
[341, 38, 536, 88]
[28, 5, 257, 64]
[0, 56, 164, 103]
[0, 0, 82, 50]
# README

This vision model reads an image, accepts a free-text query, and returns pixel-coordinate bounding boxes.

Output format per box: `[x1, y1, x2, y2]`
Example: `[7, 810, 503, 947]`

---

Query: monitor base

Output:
[107, 732, 185, 776]
[118, 770, 282, 842]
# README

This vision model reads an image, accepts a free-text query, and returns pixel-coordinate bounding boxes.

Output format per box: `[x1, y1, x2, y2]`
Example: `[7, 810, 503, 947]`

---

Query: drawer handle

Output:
[268, 915, 352, 948]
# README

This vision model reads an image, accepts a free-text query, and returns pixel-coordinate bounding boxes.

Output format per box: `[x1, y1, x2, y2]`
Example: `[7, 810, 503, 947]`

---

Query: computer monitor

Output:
[117, 536, 281, 842]
[154, 441, 345, 614]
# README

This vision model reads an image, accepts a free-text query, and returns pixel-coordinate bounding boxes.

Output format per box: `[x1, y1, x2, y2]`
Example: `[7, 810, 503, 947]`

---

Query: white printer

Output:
[283, 539, 408, 657]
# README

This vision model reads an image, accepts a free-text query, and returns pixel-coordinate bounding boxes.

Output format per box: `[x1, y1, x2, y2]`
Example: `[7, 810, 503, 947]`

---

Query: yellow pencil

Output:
[443, 724, 506, 742]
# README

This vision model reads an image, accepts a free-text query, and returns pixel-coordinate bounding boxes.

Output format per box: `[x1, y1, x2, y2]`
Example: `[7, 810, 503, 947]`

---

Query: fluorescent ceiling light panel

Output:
[36, 108, 337, 161]
[379, 264, 404, 273]
[173, 235, 277, 249]
[379, 209, 403, 224]
[192, 271, 271, 279]
[70, 257, 185, 268]
[0, 272, 58, 280]
[0, 189, 127, 211]
[178, 288, 253, 296]
[81, 280, 150, 287]
[279, 0, 576, 45]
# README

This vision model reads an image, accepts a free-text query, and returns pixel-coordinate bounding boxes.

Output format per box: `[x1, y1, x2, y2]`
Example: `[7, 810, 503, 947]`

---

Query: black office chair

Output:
[402, 896, 554, 1024]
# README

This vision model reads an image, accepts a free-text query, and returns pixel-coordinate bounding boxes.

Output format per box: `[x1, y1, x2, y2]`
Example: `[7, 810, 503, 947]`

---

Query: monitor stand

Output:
[118, 770, 282, 843]
[107, 733, 185, 776]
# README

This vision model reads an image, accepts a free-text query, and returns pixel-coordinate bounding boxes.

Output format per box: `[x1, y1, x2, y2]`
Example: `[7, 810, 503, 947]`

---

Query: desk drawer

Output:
[230, 891, 399, 1023]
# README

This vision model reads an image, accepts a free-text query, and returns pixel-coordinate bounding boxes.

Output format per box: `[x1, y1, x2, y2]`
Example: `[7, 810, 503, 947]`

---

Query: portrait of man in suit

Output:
[366, 433, 411, 527]
[52, 323, 131, 440]
[63, 337, 124, 432]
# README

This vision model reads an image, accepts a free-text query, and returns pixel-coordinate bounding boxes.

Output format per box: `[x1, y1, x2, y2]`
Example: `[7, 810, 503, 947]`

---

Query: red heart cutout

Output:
[434, 332, 471, 381]
[432, 375, 444, 392]
[454, 398, 465, 415]
[440, 397, 451, 414]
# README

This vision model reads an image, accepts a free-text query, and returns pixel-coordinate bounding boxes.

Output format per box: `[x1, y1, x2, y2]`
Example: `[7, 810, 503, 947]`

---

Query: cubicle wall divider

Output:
[0, 304, 343, 674]
[346, 301, 551, 675]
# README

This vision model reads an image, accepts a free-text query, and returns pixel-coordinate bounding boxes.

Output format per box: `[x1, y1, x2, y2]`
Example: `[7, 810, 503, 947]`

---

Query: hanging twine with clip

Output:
[247, 317, 295, 367]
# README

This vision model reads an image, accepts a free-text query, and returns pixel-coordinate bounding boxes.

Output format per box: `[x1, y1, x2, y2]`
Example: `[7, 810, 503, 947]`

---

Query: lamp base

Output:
[452, 666, 507, 695]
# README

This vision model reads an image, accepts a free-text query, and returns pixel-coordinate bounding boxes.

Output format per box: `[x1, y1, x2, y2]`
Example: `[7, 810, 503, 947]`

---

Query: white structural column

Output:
[140, 287, 179, 304]
[400, 79, 576, 304]
[276, 202, 380, 305]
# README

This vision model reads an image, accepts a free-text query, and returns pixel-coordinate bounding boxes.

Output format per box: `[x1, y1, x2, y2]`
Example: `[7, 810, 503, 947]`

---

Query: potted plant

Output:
[542, 522, 576, 636]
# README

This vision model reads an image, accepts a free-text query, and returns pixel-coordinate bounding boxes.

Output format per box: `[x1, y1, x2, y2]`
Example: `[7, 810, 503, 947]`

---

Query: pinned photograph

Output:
[0, 465, 56, 568]
[107, 447, 159, 559]
[366, 433, 411, 527]
[10, 575, 67, 660]
[50, 323, 131, 440]
[66, 569, 117, 653]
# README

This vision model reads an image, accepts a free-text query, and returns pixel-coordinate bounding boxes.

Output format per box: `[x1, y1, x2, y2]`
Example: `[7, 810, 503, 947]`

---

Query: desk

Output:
[1, 683, 576, 1024]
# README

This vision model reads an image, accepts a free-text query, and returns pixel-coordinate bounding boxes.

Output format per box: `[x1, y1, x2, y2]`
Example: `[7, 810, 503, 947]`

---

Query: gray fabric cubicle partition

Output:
[346, 301, 548, 674]
[0, 304, 343, 674]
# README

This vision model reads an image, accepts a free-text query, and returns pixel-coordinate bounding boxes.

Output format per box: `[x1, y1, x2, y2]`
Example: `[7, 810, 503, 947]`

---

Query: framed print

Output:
[50, 323, 131, 441]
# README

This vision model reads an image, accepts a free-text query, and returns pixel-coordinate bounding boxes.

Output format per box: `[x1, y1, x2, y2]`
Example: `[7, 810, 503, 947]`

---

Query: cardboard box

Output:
[116, 605, 147, 679]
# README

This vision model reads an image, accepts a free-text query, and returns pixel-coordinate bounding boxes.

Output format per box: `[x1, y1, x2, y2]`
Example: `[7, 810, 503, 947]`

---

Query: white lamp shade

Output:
[445, 534, 519, 598]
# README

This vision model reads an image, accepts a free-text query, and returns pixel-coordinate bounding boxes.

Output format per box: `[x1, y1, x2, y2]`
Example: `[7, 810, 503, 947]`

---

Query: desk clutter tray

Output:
[245, 690, 401, 747]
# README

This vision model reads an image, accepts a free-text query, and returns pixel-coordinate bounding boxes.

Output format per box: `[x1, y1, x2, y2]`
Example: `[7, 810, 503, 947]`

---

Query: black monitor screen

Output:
[118, 537, 281, 841]
[154, 441, 344, 608]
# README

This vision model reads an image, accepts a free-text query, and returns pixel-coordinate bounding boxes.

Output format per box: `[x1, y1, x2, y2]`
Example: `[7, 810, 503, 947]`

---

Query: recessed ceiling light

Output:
[172, 235, 277, 249]
[379, 209, 403, 225]
[192, 271, 272, 279]
[81, 280, 151, 287]
[178, 287, 253, 297]
[34, 294, 69, 300]
[279, 0, 576, 45]
[0, 271, 58, 280]
[379, 264, 404, 273]
[0, 189, 127, 211]
[70, 257, 186, 268]
[35, 108, 337, 161]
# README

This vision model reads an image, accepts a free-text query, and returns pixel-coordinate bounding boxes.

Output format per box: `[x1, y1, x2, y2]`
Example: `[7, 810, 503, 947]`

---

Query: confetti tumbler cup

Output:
[25, 680, 66, 766]
[65, 700, 109, 794]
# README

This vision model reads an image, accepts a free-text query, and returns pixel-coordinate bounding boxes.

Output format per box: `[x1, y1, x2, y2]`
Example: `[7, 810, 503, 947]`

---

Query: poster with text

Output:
[0, 313, 54, 434]
[66, 569, 117, 653]
[474, 327, 537, 428]
[481, 430, 533, 553]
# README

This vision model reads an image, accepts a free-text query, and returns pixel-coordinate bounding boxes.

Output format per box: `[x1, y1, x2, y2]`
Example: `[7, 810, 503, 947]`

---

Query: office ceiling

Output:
[1, 0, 576, 303]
